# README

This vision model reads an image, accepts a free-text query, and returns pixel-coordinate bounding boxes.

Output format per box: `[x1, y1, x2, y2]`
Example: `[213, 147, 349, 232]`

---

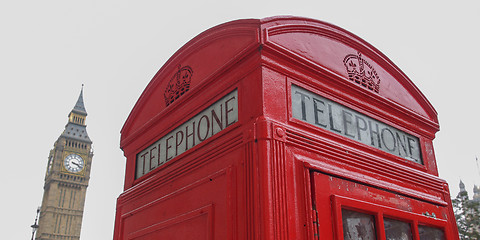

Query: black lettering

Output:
[381, 128, 396, 151]
[185, 121, 195, 151]
[157, 143, 163, 166]
[211, 106, 224, 135]
[139, 152, 149, 175]
[395, 132, 408, 156]
[175, 130, 184, 156]
[165, 136, 174, 161]
[342, 110, 355, 138]
[295, 91, 310, 121]
[407, 137, 417, 157]
[225, 96, 236, 127]
[313, 98, 327, 127]
[139, 151, 149, 162]
[368, 120, 382, 148]
[355, 115, 368, 141]
[198, 115, 210, 141]
[328, 103, 341, 133]
[149, 146, 157, 170]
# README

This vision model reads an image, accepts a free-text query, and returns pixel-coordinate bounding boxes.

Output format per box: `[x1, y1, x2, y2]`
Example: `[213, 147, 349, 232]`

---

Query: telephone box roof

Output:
[121, 16, 438, 147]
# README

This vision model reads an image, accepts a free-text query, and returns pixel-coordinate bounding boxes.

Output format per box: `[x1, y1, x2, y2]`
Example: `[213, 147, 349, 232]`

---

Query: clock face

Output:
[64, 154, 85, 173]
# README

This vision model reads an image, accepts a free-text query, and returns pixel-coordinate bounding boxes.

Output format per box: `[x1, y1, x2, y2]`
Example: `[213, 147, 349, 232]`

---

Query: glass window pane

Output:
[342, 209, 377, 240]
[418, 226, 445, 240]
[384, 218, 413, 240]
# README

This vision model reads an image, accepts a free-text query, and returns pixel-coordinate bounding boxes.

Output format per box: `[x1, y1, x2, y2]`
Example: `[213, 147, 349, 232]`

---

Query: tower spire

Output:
[64, 86, 91, 142]
[459, 179, 467, 194]
[72, 84, 87, 115]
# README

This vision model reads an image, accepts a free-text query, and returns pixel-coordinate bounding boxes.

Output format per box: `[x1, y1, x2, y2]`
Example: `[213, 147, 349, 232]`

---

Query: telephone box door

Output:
[311, 171, 454, 239]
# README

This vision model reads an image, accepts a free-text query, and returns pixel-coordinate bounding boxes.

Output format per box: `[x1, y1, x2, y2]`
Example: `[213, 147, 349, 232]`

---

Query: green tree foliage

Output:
[452, 191, 480, 240]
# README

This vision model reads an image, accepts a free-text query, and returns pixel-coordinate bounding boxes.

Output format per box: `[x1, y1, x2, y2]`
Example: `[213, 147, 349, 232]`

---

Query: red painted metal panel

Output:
[114, 16, 458, 240]
[311, 171, 456, 239]
[121, 20, 260, 144]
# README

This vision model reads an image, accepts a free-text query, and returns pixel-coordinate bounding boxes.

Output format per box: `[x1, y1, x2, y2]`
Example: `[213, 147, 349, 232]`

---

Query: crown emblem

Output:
[343, 52, 381, 93]
[164, 65, 193, 106]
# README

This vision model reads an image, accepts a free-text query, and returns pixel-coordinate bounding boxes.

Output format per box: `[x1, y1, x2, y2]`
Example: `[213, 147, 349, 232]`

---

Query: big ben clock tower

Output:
[35, 87, 93, 240]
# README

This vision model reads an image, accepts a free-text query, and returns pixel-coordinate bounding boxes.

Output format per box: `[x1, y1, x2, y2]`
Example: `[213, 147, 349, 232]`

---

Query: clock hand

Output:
[71, 162, 80, 167]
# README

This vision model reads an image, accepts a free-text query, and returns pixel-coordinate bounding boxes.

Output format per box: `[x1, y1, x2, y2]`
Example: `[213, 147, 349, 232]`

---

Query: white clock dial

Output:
[64, 154, 84, 173]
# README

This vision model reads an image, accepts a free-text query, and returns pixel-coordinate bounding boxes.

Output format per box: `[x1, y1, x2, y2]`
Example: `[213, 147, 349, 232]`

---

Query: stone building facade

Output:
[35, 88, 93, 240]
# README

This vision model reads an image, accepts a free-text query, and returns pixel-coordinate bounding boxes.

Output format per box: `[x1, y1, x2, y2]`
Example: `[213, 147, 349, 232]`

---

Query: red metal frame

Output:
[331, 195, 450, 240]
[113, 16, 459, 240]
[311, 171, 454, 239]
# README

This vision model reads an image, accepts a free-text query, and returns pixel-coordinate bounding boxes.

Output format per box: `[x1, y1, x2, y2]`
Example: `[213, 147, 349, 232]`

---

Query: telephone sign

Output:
[135, 90, 238, 178]
[292, 85, 422, 164]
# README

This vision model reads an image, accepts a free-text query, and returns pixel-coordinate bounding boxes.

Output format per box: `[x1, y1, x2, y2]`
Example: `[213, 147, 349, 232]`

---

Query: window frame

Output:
[331, 195, 450, 240]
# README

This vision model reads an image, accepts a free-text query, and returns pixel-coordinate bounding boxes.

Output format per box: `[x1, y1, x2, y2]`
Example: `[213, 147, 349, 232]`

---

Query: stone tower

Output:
[473, 185, 480, 202]
[36, 87, 93, 240]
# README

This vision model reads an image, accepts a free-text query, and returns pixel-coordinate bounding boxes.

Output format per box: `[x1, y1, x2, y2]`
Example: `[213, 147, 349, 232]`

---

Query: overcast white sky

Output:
[1, 0, 479, 239]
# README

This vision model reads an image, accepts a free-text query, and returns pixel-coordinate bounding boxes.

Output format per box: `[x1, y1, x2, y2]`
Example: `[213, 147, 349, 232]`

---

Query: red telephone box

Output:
[114, 16, 459, 239]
